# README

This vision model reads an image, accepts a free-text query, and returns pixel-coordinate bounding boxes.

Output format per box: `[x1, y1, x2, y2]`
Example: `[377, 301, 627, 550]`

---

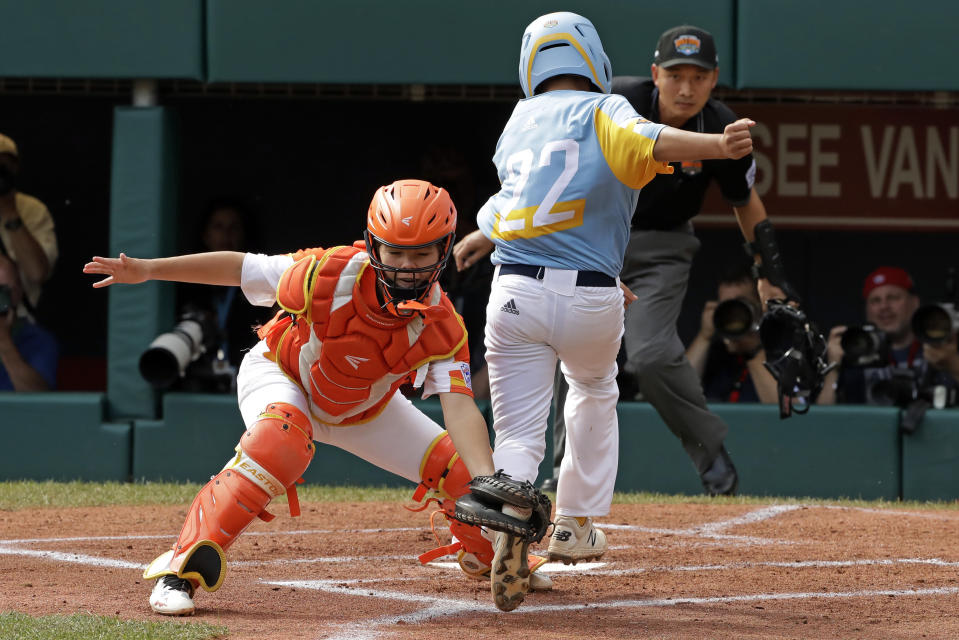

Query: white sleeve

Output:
[421, 357, 473, 398]
[240, 253, 294, 307]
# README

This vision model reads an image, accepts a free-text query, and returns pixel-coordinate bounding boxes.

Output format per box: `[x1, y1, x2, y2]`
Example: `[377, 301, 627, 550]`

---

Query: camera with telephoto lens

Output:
[913, 266, 959, 345]
[759, 300, 835, 418]
[912, 303, 959, 345]
[713, 297, 761, 339]
[840, 324, 889, 367]
[0, 284, 12, 315]
[139, 306, 236, 392]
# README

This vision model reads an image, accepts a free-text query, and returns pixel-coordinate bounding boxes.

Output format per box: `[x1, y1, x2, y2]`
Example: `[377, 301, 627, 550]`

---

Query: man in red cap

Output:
[817, 266, 958, 406]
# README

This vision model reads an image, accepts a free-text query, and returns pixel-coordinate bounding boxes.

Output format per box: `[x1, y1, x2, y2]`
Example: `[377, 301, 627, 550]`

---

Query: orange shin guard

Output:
[412, 431, 494, 566]
[146, 403, 315, 592]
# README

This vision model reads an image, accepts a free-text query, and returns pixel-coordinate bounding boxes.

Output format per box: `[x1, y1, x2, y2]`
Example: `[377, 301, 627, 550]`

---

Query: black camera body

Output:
[139, 306, 235, 393]
[759, 300, 834, 418]
[713, 297, 761, 340]
[840, 323, 889, 367]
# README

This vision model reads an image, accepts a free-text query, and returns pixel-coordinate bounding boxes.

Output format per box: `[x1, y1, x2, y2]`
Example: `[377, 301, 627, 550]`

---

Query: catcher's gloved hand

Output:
[452, 470, 552, 542]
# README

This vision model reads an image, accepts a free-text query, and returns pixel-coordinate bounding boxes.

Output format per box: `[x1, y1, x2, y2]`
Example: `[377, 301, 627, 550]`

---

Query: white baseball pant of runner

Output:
[485, 267, 623, 517]
[235, 340, 444, 483]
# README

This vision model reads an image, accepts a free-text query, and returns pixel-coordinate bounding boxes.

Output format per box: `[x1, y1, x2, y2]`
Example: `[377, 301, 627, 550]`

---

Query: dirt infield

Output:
[1, 500, 957, 639]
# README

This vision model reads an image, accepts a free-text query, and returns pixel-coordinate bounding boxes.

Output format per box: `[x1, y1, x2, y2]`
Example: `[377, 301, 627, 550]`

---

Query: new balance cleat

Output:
[547, 515, 607, 565]
[491, 530, 531, 611]
[458, 549, 553, 591]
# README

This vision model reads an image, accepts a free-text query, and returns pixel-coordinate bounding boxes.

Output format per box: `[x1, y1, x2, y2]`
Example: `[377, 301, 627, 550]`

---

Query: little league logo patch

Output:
[459, 363, 472, 389]
[674, 35, 702, 56]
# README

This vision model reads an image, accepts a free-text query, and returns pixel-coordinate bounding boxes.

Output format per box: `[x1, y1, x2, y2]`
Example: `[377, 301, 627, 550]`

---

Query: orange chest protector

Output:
[258, 245, 467, 423]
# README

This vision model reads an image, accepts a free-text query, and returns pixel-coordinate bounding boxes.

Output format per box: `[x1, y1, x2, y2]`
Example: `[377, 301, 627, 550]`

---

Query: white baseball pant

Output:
[485, 267, 623, 517]
[236, 340, 443, 482]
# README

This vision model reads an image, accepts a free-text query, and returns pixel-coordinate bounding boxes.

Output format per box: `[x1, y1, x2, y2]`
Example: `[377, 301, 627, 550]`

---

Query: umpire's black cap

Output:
[654, 25, 718, 70]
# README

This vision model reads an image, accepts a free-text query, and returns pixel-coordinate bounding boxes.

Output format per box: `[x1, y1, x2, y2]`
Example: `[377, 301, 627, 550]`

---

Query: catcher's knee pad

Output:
[412, 431, 494, 565]
[236, 402, 316, 514]
[143, 403, 315, 592]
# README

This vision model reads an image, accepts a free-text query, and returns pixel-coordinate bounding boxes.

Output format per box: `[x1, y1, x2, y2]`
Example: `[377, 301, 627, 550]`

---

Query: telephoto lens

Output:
[839, 325, 886, 366]
[912, 303, 958, 343]
[139, 316, 207, 388]
[713, 297, 759, 339]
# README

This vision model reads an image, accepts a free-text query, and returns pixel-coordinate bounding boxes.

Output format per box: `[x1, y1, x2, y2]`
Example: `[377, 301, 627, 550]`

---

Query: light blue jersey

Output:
[478, 91, 671, 278]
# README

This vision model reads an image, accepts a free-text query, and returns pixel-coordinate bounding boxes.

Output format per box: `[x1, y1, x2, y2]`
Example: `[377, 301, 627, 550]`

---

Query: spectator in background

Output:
[0, 254, 58, 391]
[0, 133, 58, 316]
[817, 266, 959, 406]
[176, 199, 272, 392]
[420, 145, 492, 400]
[685, 262, 777, 404]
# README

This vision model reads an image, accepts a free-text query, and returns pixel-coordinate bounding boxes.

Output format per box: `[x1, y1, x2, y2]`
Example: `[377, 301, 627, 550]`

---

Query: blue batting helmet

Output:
[518, 12, 612, 98]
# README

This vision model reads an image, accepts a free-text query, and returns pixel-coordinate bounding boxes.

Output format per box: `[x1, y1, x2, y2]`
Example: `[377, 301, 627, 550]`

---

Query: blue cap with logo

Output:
[654, 25, 718, 70]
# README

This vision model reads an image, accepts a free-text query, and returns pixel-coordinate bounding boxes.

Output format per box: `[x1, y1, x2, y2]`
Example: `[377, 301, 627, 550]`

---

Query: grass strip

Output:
[0, 611, 228, 640]
[0, 481, 955, 511]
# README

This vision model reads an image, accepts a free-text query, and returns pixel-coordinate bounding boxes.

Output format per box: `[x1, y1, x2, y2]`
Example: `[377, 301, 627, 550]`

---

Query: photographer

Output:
[0, 254, 58, 391]
[168, 199, 272, 393]
[818, 266, 959, 406]
[686, 264, 778, 404]
[0, 133, 58, 314]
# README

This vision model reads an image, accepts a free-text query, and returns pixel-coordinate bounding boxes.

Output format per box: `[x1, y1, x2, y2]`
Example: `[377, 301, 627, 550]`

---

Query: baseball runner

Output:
[84, 180, 550, 615]
[453, 12, 754, 609]
[547, 25, 800, 496]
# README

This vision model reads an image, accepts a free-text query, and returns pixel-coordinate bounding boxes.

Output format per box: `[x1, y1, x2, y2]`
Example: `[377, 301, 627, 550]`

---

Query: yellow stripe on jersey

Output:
[491, 198, 585, 241]
[526, 33, 607, 94]
[594, 109, 673, 189]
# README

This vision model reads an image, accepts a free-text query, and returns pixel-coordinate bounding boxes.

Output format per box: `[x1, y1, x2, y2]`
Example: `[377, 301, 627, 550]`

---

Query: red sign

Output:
[699, 104, 959, 231]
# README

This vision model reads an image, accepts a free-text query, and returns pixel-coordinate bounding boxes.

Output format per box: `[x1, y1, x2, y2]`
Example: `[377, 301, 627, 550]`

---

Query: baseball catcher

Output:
[85, 180, 553, 616]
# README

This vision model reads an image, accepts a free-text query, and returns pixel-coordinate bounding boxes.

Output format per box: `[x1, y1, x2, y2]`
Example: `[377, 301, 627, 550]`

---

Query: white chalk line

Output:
[3, 502, 956, 639]
[273, 579, 959, 640]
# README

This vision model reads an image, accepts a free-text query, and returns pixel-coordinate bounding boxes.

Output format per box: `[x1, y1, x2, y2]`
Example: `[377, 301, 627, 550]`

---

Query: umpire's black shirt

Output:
[612, 76, 754, 231]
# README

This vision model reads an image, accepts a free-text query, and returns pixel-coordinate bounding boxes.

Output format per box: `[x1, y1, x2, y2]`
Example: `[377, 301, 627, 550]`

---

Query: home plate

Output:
[429, 561, 606, 573]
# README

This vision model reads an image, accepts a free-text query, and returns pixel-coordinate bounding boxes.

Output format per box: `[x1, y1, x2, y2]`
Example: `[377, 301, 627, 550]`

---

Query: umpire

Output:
[548, 25, 787, 496]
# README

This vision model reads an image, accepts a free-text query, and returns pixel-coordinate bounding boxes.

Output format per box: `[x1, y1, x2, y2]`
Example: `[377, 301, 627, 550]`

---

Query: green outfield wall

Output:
[1, 1, 956, 90]
[2, 393, 955, 501]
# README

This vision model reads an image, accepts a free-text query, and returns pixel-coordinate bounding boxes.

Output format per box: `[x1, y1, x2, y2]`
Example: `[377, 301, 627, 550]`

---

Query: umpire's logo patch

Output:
[501, 298, 520, 315]
[674, 35, 702, 56]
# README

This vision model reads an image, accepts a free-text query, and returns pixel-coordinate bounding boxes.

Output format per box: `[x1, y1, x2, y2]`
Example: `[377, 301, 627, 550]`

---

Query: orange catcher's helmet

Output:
[364, 179, 457, 316]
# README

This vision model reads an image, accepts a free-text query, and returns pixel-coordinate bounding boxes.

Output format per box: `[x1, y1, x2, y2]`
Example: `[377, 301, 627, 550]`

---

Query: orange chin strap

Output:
[165, 403, 315, 591]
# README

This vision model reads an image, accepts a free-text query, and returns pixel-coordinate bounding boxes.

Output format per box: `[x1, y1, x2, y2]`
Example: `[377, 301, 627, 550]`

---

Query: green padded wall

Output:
[616, 403, 901, 499]
[737, 0, 959, 90]
[207, 0, 736, 86]
[107, 107, 179, 419]
[901, 410, 959, 502]
[0, 393, 130, 482]
[0, 0, 203, 79]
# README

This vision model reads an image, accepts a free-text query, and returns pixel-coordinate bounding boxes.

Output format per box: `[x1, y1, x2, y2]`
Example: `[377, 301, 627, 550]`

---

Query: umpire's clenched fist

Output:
[720, 118, 755, 160]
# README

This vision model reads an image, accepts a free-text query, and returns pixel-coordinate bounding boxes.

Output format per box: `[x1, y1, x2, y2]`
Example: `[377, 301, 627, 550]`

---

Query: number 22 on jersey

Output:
[493, 139, 585, 241]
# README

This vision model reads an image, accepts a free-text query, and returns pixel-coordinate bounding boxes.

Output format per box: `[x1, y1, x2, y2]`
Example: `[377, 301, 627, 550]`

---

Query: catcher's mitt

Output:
[452, 470, 551, 542]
